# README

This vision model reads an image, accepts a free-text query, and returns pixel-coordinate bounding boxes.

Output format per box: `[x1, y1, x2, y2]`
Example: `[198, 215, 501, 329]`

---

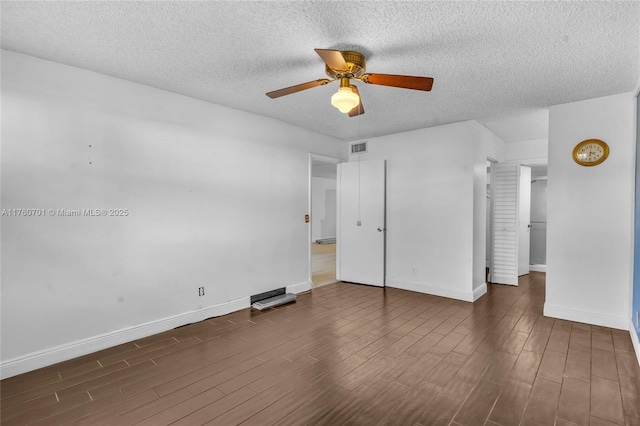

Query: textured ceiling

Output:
[2, 1, 639, 142]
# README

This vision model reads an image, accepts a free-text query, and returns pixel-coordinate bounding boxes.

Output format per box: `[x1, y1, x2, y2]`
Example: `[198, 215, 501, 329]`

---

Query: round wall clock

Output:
[572, 139, 609, 167]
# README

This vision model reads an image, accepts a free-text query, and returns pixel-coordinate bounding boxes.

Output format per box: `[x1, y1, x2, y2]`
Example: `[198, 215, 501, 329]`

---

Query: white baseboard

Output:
[287, 280, 312, 294]
[388, 279, 481, 302]
[473, 284, 488, 301]
[529, 264, 547, 272]
[0, 297, 250, 379]
[543, 303, 628, 330]
[631, 321, 640, 367]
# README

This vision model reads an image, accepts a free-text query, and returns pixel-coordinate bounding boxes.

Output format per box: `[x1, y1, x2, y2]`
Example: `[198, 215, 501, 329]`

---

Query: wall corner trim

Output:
[387, 278, 478, 302]
[0, 297, 250, 379]
[631, 321, 640, 367]
[473, 284, 488, 301]
[543, 303, 629, 330]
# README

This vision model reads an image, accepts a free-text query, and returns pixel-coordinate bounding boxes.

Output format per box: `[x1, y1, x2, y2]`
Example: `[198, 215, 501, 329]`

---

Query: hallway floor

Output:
[311, 242, 337, 287]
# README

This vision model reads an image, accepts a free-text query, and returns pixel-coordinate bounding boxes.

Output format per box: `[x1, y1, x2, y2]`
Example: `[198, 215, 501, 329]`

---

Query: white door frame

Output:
[486, 157, 497, 283]
[308, 153, 343, 286]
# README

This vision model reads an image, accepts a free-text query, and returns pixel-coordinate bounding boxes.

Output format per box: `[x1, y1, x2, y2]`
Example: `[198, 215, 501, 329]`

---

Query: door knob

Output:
[377, 227, 384, 232]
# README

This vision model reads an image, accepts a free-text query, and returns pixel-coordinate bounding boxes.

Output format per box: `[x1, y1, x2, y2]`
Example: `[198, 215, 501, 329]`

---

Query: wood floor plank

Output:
[424, 352, 468, 388]
[547, 329, 571, 354]
[487, 378, 531, 426]
[557, 377, 591, 425]
[569, 329, 592, 353]
[482, 351, 518, 385]
[1, 389, 92, 426]
[592, 331, 615, 353]
[592, 348, 619, 381]
[239, 383, 323, 426]
[171, 386, 257, 425]
[522, 329, 551, 354]
[500, 329, 530, 355]
[273, 384, 350, 426]
[538, 348, 567, 383]
[73, 389, 159, 425]
[618, 375, 640, 418]
[115, 389, 193, 425]
[509, 350, 543, 384]
[521, 377, 562, 426]
[590, 376, 625, 425]
[395, 352, 444, 389]
[565, 346, 592, 382]
[344, 381, 410, 426]
[135, 386, 226, 425]
[615, 349, 640, 378]
[29, 390, 126, 426]
[415, 388, 465, 426]
[452, 379, 502, 426]
[379, 380, 442, 426]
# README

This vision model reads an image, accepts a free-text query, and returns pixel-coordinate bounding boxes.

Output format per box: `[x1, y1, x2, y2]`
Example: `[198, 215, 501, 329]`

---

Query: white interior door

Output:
[337, 160, 386, 287]
[518, 166, 531, 276]
[491, 162, 520, 285]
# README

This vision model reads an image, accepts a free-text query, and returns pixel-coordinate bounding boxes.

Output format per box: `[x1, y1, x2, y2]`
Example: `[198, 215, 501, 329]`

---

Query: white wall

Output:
[546, 92, 635, 329]
[505, 137, 549, 163]
[311, 176, 336, 241]
[0, 51, 343, 377]
[350, 121, 504, 302]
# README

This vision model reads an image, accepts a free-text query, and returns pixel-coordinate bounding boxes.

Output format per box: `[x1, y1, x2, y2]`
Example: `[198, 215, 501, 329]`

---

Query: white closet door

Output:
[337, 160, 386, 287]
[491, 162, 520, 285]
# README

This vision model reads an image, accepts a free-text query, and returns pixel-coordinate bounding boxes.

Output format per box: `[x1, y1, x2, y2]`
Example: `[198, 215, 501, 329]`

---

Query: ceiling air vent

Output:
[350, 141, 367, 154]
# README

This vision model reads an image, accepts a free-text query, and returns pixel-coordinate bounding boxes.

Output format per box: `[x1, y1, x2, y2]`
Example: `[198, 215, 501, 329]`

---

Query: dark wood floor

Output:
[2, 272, 639, 426]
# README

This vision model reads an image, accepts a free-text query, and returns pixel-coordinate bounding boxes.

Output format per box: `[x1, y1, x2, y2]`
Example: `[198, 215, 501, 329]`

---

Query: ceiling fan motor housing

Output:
[325, 51, 366, 78]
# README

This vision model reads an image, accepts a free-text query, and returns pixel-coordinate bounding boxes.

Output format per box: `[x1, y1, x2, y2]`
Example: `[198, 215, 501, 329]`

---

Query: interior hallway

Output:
[311, 242, 337, 288]
[1, 273, 638, 426]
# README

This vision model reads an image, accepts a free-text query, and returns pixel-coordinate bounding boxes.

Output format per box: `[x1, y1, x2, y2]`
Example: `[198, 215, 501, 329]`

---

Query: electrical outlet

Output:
[198, 287, 205, 297]
[411, 267, 417, 276]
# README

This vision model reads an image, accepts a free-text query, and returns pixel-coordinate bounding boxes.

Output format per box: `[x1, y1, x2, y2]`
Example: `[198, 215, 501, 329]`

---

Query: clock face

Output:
[572, 139, 609, 166]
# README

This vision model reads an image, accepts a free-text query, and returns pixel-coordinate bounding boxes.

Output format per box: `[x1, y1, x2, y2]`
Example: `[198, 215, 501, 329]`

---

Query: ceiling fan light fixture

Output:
[331, 86, 360, 114]
[266, 48, 434, 117]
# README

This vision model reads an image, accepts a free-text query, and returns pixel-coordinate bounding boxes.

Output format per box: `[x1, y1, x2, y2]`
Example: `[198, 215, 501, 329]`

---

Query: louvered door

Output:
[491, 162, 520, 285]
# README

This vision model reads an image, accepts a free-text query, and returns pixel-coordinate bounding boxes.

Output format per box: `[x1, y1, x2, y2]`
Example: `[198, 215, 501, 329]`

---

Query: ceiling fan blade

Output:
[362, 73, 434, 91]
[266, 79, 331, 99]
[314, 49, 349, 71]
[348, 85, 365, 117]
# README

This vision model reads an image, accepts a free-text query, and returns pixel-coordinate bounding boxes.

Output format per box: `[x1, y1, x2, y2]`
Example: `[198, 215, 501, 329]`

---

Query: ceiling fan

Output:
[266, 49, 434, 117]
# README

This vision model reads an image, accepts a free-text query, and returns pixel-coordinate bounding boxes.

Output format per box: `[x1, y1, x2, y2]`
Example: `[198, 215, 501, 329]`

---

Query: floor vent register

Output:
[250, 287, 297, 311]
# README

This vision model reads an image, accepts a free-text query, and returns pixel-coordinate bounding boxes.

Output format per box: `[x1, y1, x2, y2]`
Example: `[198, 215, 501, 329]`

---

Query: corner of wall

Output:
[543, 302, 629, 331]
[631, 320, 640, 367]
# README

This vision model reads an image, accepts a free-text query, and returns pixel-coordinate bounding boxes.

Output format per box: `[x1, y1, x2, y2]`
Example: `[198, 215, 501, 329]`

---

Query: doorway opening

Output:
[486, 158, 495, 283]
[309, 154, 341, 287]
[528, 164, 547, 272]
[487, 160, 532, 286]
